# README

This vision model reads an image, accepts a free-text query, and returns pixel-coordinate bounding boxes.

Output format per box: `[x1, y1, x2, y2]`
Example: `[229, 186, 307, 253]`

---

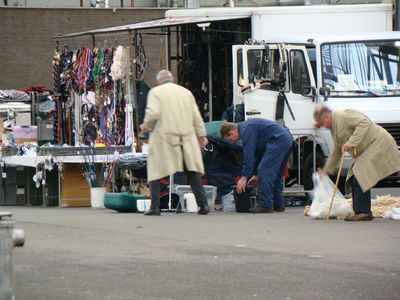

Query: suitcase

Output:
[104, 192, 148, 213]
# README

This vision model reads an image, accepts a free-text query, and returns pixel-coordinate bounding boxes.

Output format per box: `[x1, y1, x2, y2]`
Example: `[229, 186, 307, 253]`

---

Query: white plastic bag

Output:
[222, 192, 236, 212]
[382, 206, 400, 220]
[309, 173, 352, 219]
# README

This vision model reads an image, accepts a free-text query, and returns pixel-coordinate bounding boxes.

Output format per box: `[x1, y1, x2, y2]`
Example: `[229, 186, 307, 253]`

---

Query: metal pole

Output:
[0, 212, 24, 300]
[208, 30, 213, 121]
[176, 26, 179, 74]
[396, 0, 400, 31]
[167, 27, 171, 71]
[131, 31, 140, 151]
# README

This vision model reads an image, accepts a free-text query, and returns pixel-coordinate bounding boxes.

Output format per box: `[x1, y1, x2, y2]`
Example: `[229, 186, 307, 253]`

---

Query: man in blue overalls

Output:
[220, 119, 293, 213]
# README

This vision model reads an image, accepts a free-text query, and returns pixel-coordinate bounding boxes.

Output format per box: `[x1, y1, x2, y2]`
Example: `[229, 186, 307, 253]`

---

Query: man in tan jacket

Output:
[140, 70, 210, 216]
[314, 106, 400, 221]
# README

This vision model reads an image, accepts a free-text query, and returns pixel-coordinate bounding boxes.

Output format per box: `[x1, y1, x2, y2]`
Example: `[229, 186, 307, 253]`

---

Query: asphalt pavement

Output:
[4, 193, 400, 300]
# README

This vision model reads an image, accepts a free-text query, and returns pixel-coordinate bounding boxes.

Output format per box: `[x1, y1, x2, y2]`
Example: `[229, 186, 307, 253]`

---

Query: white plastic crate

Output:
[174, 185, 216, 212]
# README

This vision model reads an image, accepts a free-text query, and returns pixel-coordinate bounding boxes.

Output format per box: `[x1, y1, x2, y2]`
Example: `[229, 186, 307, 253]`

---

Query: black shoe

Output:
[144, 207, 161, 216]
[249, 206, 274, 213]
[197, 204, 210, 215]
[274, 206, 285, 212]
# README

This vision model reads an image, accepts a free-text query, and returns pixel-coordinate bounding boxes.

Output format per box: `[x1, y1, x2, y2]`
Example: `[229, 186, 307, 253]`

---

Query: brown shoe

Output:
[344, 213, 373, 221]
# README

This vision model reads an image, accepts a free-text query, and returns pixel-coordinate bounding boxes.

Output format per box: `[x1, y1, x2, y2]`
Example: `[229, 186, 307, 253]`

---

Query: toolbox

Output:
[232, 185, 257, 212]
[104, 192, 148, 213]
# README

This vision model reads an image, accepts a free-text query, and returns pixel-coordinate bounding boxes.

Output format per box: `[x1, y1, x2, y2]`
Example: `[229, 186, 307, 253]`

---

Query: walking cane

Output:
[326, 152, 345, 221]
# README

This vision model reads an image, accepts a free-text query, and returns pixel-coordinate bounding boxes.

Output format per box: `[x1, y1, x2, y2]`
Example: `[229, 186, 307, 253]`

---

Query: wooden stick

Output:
[326, 152, 345, 221]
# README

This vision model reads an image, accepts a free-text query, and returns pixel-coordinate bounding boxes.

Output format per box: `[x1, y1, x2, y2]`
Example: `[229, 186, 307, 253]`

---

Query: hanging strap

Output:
[158, 39, 163, 71]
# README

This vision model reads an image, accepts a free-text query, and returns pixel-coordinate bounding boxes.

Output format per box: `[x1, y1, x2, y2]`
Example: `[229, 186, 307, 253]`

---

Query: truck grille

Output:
[378, 123, 400, 147]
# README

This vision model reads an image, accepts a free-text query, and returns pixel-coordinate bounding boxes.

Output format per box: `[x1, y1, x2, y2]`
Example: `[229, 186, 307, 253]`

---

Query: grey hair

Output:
[156, 70, 173, 82]
[313, 105, 332, 121]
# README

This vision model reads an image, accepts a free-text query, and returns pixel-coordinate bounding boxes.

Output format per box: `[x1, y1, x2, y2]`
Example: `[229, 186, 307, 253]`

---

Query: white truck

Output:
[167, 3, 400, 194]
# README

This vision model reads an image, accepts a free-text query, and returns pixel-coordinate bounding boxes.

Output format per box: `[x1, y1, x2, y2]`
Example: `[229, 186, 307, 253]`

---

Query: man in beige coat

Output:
[314, 106, 400, 221]
[140, 70, 210, 215]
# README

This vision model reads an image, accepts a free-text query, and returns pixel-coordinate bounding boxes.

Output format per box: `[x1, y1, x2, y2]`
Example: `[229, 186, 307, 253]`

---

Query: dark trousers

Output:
[351, 176, 371, 213]
[257, 132, 293, 208]
[149, 163, 208, 209]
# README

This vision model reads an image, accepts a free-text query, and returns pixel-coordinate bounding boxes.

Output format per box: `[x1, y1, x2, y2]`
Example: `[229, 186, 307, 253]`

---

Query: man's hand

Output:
[140, 124, 146, 133]
[199, 136, 208, 148]
[342, 143, 352, 153]
[248, 175, 258, 186]
[317, 169, 328, 178]
[236, 176, 248, 194]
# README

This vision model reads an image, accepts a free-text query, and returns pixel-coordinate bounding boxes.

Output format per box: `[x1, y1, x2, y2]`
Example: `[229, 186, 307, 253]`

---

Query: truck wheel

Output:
[303, 151, 325, 192]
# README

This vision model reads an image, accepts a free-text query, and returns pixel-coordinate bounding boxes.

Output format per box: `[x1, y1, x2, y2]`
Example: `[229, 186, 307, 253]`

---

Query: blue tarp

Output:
[204, 121, 243, 201]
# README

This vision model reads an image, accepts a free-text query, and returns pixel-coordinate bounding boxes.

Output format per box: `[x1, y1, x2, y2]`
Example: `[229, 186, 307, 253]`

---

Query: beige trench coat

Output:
[323, 109, 400, 193]
[142, 82, 207, 182]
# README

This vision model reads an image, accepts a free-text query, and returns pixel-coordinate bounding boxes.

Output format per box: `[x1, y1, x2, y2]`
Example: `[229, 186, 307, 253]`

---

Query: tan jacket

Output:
[324, 109, 400, 193]
[142, 82, 206, 181]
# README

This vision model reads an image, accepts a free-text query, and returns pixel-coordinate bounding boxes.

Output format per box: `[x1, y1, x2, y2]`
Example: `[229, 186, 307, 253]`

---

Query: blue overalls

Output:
[237, 119, 293, 208]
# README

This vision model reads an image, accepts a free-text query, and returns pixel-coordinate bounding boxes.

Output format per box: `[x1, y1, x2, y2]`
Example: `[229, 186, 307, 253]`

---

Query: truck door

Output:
[232, 45, 266, 107]
[282, 45, 317, 133]
[240, 44, 317, 134]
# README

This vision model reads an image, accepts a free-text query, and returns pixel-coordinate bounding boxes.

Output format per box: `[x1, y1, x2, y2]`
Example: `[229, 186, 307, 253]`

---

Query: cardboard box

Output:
[0, 119, 8, 141]
[60, 164, 91, 202]
[15, 112, 31, 126]
[59, 164, 110, 207]
[14, 138, 38, 146]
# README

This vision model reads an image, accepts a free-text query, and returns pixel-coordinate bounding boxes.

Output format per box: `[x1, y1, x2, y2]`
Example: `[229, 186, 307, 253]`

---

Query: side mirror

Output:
[319, 87, 331, 101]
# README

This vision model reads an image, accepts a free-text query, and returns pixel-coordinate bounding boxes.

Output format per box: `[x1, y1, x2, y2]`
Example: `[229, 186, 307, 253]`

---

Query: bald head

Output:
[156, 70, 173, 84]
[314, 106, 333, 129]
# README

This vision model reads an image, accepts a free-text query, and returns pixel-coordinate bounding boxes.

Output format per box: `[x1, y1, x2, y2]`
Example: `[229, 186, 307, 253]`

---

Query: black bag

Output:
[202, 142, 219, 161]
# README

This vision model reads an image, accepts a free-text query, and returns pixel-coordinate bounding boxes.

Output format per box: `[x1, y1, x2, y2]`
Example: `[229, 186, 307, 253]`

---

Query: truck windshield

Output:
[321, 40, 400, 96]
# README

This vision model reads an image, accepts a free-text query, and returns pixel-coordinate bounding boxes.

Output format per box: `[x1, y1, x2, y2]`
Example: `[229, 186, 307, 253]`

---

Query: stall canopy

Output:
[54, 14, 251, 39]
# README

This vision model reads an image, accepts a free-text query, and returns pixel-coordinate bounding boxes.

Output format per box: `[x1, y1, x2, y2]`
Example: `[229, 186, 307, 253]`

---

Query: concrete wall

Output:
[0, 0, 388, 8]
[0, 7, 168, 91]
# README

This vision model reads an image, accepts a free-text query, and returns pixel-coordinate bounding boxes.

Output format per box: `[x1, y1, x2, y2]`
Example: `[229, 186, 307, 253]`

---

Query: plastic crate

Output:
[38, 146, 80, 156]
[174, 185, 216, 212]
[12, 126, 37, 139]
[1, 146, 19, 156]
[233, 186, 257, 212]
[37, 146, 132, 156]
[93, 146, 132, 155]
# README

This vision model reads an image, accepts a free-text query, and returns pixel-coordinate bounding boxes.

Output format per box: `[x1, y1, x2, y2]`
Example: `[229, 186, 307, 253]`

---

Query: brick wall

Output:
[0, 7, 168, 91]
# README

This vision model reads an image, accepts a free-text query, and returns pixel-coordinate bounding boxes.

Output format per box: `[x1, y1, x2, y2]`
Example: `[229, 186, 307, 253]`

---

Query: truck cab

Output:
[233, 32, 400, 194]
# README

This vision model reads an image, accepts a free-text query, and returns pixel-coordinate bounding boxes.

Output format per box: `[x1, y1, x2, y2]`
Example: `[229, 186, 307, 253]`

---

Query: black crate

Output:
[233, 185, 257, 213]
